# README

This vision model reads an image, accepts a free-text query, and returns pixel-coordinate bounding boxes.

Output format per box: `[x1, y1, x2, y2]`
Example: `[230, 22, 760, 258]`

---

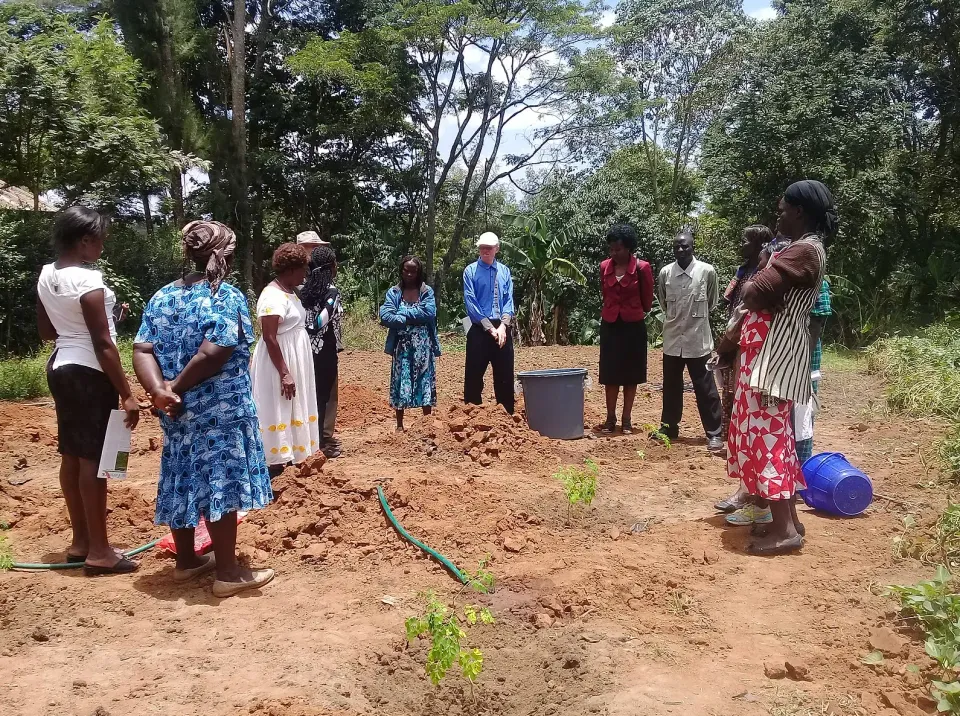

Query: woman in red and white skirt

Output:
[729, 180, 836, 555]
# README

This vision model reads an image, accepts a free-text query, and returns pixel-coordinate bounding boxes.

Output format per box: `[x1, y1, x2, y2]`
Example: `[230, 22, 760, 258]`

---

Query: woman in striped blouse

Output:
[728, 180, 837, 555]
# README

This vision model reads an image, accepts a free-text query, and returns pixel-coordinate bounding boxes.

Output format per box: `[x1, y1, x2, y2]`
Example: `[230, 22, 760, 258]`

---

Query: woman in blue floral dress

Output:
[379, 256, 441, 431]
[133, 221, 275, 598]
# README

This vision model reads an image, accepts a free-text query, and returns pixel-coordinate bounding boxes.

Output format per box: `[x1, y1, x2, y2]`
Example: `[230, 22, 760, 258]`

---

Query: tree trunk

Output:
[529, 283, 545, 346]
[169, 169, 185, 228]
[230, 0, 251, 288]
[142, 190, 154, 237]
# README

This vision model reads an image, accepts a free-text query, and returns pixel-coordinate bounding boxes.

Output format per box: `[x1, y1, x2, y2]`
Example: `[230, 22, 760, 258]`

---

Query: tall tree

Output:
[291, 0, 608, 306]
[608, 0, 747, 214]
[0, 4, 176, 208]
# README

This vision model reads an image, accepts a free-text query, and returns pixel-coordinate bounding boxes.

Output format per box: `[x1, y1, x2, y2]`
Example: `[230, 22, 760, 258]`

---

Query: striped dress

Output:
[727, 236, 826, 500]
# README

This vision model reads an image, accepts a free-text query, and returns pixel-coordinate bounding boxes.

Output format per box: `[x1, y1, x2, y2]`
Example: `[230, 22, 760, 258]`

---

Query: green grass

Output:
[867, 325, 960, 422]
[0, 338, 135, 401]
[821, 345, 863, 372]
[0, 351, 50, 400]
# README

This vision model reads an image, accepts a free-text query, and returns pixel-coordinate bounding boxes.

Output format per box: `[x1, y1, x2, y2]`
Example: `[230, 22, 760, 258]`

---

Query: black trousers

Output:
[464, 322, 515, 414]
[312, 337, 338, 440]
[660, 354, 723, 439]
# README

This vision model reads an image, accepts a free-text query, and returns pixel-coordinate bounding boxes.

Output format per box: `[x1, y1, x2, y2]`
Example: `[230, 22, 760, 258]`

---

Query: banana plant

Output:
[501, 213, 586, 345]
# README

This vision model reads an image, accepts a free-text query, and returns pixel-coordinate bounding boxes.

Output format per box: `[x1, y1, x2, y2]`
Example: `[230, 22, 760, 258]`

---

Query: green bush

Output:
[867, 325, 960, 422]
[0, 352, 49, 400]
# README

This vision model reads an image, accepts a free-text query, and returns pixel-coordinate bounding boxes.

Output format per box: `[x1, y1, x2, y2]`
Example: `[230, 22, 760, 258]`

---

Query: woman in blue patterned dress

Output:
[379, 256, 441, 431]
[133, 221, 275, 598]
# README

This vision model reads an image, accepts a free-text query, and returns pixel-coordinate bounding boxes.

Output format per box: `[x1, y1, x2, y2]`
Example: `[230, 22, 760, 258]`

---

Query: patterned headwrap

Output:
[784, 180, 838, 236]
[181, 220, 236, 291]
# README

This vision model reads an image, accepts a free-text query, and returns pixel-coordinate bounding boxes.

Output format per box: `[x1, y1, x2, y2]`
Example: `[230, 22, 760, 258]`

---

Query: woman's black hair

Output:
[743, 224, 773, 247]
[606, 224, 638, 252]
[301, 245, 337, 310]
[53, 206, 107, 253]
[399, 255, 425, 287]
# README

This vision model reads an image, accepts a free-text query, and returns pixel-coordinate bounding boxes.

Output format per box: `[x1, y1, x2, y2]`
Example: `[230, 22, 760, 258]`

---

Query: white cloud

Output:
[748, 5, 777, 21]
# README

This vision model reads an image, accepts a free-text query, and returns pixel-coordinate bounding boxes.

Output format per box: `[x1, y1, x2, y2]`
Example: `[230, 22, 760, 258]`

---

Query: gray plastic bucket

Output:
[517, 368, 587, 439]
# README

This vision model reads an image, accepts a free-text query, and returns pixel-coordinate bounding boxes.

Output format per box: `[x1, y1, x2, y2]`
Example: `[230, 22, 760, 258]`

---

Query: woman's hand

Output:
[121, 395, 141, 429]
[280, 371, 296, 400]
[151, 382, 183, 418]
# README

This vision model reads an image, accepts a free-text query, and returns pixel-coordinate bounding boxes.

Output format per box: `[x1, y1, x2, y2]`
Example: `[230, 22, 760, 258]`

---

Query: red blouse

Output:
[600, 256, 654, 323]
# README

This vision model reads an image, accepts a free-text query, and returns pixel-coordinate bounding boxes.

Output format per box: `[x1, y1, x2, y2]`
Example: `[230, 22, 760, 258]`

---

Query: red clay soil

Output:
[0, 345, 951, 716]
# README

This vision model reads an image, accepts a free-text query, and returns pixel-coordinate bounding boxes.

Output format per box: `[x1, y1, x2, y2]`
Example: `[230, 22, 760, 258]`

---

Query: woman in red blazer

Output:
[599, 224, 654, 434]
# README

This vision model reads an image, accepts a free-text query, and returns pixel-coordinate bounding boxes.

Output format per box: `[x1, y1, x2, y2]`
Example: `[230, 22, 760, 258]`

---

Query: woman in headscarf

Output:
[300, 246, 343, 454]
[133, 220, 275, 598]
[713, 224, 772, 515]
[379, 255, 441, 431]
[251, 243, 320, 476]
[726, 180, 836, 555]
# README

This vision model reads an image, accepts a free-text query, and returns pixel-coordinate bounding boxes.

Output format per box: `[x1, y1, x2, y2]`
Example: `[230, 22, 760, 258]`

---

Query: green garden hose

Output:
[11, 538, 161, 571]
[377, 485, 467, 585]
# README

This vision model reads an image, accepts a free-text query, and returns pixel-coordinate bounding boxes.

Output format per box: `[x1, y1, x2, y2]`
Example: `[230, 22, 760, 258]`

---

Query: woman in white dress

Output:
[251, 243, 320, 476]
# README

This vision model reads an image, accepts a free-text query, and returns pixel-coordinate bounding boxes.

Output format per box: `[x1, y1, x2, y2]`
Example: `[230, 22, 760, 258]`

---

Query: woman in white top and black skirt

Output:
[36, 207, 141, 575]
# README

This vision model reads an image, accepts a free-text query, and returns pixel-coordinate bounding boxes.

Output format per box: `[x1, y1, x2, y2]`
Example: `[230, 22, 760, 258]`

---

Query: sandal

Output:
[746, 535, 804, 556]
[83, 556, 139, 576]
[621, 421, 633, 435]
[66, 554, 86, 564]
[600, 418, 617, 434]
[752, 522, 806, 538]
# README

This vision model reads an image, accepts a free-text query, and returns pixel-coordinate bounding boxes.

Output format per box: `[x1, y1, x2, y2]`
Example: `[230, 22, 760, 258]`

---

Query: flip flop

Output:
[83, 557, 139, 576]
[66, 554, 86, 564]
[752, 522, 806, 538]
[600, 420, 616, 434]
[621, 422, 634, 435]
[746, 535, 804, 556]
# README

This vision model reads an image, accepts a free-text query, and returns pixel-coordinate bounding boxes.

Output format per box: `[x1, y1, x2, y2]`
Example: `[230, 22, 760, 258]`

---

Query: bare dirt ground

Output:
[0, 345, 950, 716]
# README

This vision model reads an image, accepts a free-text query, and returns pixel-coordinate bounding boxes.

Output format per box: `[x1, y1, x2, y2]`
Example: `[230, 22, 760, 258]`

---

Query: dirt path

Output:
[0, 346, 948, 716]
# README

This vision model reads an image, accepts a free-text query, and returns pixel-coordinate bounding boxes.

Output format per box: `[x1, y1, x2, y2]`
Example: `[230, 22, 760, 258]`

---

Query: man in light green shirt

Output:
[656, 228, 724, 452]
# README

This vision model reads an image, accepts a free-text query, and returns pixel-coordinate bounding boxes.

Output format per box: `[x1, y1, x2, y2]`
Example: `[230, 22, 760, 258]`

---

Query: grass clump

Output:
[868, 324, 960, 478]
[867, 325, 960, 422]
[0, 352, 49, 400]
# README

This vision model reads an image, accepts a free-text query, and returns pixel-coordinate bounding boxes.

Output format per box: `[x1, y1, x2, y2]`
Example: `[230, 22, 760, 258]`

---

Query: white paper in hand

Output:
[98, 409, 131, 480]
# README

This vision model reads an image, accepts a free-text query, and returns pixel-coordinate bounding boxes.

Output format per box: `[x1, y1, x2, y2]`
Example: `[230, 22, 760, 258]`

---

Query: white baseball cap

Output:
[476, 231, 500, 248]
[297, 230, 330, 246]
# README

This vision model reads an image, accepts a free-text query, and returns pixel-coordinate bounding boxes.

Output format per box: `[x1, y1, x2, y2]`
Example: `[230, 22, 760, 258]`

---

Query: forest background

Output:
[0, 0, 957, 354]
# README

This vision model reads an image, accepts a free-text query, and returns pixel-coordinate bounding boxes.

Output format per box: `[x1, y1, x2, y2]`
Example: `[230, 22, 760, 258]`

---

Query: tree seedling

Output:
[459, 556, 495, 594]
[553, 458, 598, 512]
[405, 592, 494, 692]
[0, 534, 12, 571]
[643, 423, 672, 449]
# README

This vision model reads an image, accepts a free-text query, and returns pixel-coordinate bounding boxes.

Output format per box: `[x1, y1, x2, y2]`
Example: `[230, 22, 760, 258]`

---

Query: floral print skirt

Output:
[390, 325, 437, 410]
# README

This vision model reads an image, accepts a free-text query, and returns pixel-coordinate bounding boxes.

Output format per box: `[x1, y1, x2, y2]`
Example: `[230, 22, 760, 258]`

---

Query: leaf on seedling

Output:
[906, 664, 921, 674]
[862, 650, 885, 665]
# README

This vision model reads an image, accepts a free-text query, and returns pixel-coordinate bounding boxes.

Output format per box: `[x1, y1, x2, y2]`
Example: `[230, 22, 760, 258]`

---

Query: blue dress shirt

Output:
[462, 259, 515, 329]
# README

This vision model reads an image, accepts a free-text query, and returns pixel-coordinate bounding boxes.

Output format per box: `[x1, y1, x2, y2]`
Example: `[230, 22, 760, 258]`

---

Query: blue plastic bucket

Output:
[800, 452, 873, 516]
[517, 368, 587, 439]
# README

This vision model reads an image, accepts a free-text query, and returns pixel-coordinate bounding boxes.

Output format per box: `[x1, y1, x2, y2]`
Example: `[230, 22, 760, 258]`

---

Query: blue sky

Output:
[441, 0, 778, 188]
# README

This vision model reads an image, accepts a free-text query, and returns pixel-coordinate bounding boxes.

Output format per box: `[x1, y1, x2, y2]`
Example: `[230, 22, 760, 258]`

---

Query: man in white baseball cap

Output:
[462, 230, 516, 413]
[295, 229, 341, 457]
[296, 230, 330, 250]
